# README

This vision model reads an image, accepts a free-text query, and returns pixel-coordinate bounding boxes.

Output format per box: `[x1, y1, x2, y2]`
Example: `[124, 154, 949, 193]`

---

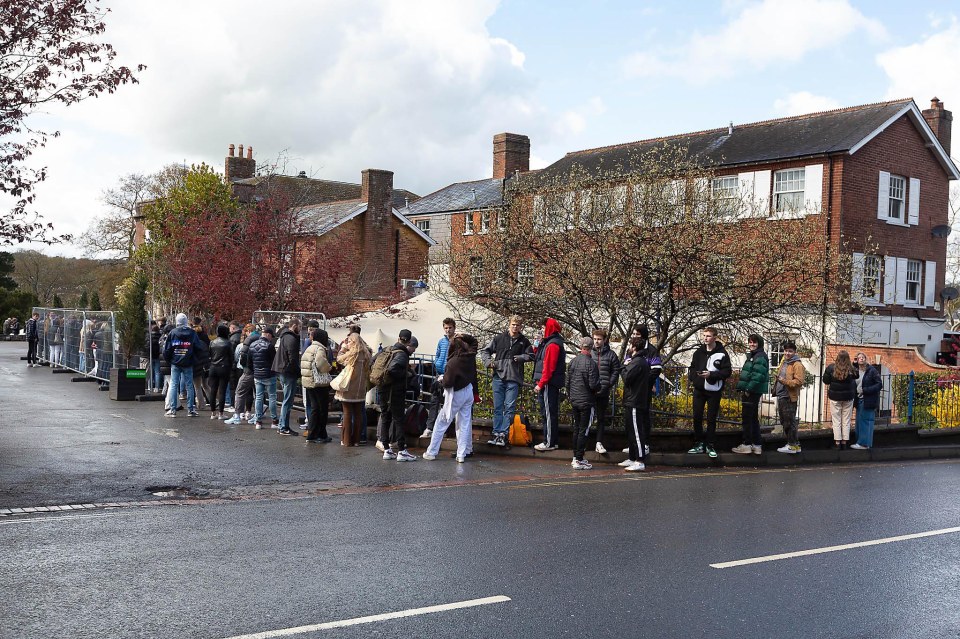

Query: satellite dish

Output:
[941, 286, 959, 301]
[932, 224, 952, 238]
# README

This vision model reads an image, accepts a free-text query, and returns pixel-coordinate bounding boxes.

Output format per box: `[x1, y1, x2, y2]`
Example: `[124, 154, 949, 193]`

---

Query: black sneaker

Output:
[494, 433, 507, 447]
[278, 428, 297, 436]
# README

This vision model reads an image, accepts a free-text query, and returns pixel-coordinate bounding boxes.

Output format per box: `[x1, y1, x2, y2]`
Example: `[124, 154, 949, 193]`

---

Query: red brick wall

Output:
[839, 115, 949, 318]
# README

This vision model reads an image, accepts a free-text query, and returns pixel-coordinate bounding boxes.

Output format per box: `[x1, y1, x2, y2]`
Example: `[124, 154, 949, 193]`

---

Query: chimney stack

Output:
[493, 133, 530, 179]
[361, 169, 395, 288]
[922, 97, 952, 157]
[225, 143, 256, 182]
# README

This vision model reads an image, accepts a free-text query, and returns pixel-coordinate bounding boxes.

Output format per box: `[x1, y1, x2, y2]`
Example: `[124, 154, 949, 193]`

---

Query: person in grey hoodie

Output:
[479, 315, 533, 447]
[566, 336, 600, 470]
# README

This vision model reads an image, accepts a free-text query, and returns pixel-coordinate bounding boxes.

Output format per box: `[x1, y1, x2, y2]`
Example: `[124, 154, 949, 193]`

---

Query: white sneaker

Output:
[731, 444, 753, 455]
[752, 445, 762, 455]
[643, 444, 650, 456]
[572, 459, 593, 470]
[225, 407, 235, 413]
[383, 448, 398, 460]
[420, 429, 432, 439]
[210, 413, 218, 420]
[850, 443, 868, 450]
[595, 442, 607, 454]
[622, 447, 629, 453]
[617, 459, 634, 467]
[534, 442, 558, 451]
[777, 444, 800, 454]
[456, 456, 466, 463]
[423, 453, 437, 460]
[396, 450, 417, 462]
[375, 440, 386, 452]
[164, 410, 177, 418]
[625, 461, 645, 472]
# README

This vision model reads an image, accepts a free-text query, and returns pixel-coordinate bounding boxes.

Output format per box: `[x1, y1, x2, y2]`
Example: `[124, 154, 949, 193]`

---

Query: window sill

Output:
[883, 218, 909, 227]
[903, 303, 924, 309]
[462, 231, 474, 236]
[767, 212, 807, 221]
[863, 300, 885, 307]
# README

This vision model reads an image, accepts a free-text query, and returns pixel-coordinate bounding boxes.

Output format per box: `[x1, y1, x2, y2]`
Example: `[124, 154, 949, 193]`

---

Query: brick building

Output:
[429, 98, 959, 360]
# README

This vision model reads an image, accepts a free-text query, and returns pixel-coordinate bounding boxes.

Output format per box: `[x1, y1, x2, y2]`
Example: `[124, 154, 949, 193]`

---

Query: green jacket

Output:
[736, 349, 770, 395]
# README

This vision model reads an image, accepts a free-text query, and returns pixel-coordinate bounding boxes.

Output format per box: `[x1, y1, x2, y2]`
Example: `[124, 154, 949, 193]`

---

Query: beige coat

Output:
[334, 337, 372, 403]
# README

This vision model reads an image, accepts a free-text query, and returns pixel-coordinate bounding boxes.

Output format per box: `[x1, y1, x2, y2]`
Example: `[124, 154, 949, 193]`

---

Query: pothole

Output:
[144, 485, 192, 498]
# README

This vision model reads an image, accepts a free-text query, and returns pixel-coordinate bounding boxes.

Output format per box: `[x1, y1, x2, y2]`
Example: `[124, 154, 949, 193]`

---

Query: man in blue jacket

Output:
[163, 313, 207, 417]
[421, 317, 456, 440]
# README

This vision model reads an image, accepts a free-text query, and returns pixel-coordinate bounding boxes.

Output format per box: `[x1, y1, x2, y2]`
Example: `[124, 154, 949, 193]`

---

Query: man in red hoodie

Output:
[533, 318, 566, 451]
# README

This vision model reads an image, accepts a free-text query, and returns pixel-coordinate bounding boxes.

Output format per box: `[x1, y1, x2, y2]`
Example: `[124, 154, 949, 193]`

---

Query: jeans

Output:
[167, 365, 195, 412]
[856, 398, 876, 448]
[255, 377, 278, 423]
[491, 376, 520, 436]
[279, 373, 298, 429]
[151, 358, 162, 391]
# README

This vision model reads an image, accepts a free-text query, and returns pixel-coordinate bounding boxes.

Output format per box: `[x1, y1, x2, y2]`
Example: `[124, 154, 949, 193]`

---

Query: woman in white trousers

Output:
[424, 335, 478, 463]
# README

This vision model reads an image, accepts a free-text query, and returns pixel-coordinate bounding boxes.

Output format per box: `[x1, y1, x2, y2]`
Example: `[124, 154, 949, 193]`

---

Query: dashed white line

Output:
[220, 595, 512, 638]
[711, 526, 960, 568]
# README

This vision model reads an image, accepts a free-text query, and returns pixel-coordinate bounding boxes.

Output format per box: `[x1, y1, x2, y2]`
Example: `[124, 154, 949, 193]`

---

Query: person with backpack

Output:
[163, 313, 207, 417]
[375, 329, 418, 461]
[423, 334, 479, 463]
[620, 336, 651, 472]
[301, 328, 333, 443]
[732, 334, 769, 455]
[567, 336, 601, 469]
[533, 318, 566, 452]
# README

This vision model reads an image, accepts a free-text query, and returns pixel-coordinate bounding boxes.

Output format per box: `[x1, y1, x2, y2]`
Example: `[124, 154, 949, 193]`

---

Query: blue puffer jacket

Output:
[857, 364, 883, 410]
[249, 336, 276, 379]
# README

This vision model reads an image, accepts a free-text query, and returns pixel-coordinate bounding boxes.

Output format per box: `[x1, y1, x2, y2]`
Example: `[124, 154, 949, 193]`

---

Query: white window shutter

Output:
[908, 177, 920, 225]
[737, 171, 755, 217]
[851, 253, 865, 302]
[896, 257, 908, 304]
[877, 171, 890, 220]
[804, 164, 824, 214]
[753, 169, 771, 217]
[883, 256, 897, 304]
[924, 260, 937, 307]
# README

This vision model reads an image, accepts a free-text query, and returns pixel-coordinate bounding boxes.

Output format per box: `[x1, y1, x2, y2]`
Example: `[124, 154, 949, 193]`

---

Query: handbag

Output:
[312, 357, 333, 386]
[329, 365, 351, 392]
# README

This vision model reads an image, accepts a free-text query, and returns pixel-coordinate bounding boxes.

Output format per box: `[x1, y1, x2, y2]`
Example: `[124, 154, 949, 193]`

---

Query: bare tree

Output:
[79, 173, 153, 258]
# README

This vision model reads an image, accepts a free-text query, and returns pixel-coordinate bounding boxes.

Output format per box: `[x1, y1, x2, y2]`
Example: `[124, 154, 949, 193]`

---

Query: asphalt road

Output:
[2, 343, 960, 639]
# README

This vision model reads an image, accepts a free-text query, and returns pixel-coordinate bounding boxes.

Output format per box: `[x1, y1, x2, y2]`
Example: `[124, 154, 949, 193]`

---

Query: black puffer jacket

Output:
[823, 364, 858, 402]
[621, 355, 651, 408]
[271, 327, 301, 377]
[209, 338, 234, 376]
[592, 344, 621, 396]
[249, 336, 276, 379]
[566, 352, 600, 408]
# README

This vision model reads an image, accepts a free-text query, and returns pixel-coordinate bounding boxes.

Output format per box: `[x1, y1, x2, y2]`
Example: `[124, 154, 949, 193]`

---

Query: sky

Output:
[11, 0, 960, 257]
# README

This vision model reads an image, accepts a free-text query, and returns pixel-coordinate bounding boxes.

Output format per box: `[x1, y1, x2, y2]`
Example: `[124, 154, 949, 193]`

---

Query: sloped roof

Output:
[532, 99, 960, 184]
[293, 200, 435, 246]
[405, 177, 506, 216]
[233, 174, 419, 209]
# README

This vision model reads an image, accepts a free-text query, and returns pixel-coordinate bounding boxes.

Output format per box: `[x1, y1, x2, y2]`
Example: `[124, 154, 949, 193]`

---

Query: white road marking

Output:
[711, 526, 960, 569]
[0, 512, 127, 526]
[221, 595, 512, 638]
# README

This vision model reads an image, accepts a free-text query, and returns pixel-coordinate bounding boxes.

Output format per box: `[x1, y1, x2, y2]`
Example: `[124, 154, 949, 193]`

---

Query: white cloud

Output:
[623, 0, 886, 83]
[554, 97, 606, 136]
[13, 0, 564, 256]
[877, 16, 960, 108]
[773, 91, 842, 116]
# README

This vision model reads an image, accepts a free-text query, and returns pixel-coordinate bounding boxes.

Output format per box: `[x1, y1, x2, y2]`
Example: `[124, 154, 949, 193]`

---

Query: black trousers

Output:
[378, 383, 407, 451]
[741, 392, 762, 446]
[643, 376, 657, 440]
[27, 338, 37, 364]
[305, 386, 330, 440]
[623, 405, 648, 461]
[692, 388, 722, 446]
[594, 394, 610, 444]
[537, 385, 560, 447]
[426, 379, 444, 430]
[571, 405, 594, 460]
[208, 371, 229, 413]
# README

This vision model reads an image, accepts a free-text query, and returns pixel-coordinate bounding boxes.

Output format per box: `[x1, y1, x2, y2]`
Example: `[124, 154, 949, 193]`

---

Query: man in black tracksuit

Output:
[25, 312, 39, 366]
[687, 326, 732, 458]
[566, 336, 600, 469]
[590, 328, 621, 455]
[621, 336, 651, 471]
[378, 329, 418, 461]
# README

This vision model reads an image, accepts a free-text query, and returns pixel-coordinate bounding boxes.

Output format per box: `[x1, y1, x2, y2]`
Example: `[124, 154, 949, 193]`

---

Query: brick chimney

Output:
[225, 143, 256, 182]
[362, 169, 395, 288]
[493, 133, 530, 179]
[922, 98, 952, 156]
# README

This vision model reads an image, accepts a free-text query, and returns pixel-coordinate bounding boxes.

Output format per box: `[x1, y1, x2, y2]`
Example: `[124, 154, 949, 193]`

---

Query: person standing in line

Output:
[163, 313, 206, 417]
[533, 318, 566, 452]
[823, 350, 858, 449]
[335, 332, 372, 447]
[49, 315, 63, 368]
[301, 327, 333, 443]
[250, 327, 278, 430]
[25, 312, 40, 367]
[423, 334, 479, 463]
[225, 321, 243, 412]
[191, 318, 211, 410]
[620, 336, 651, 472]
[590, 328, 621, 455]
[271, 319, 302, 436]
[773, 341, 806, 454]
[421, 317, 456, 440]
[377, 330, 418, 461]
[207, 323, 234, 420]
[225, 324, 258, 425]
[566, 336, 600, 469]
[851, 352, 882, 450]
[148, 324, 162, 392]
[687, 327, 732, 459]
[733, 334, 769, 455]
[479, 316, 533, 447]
